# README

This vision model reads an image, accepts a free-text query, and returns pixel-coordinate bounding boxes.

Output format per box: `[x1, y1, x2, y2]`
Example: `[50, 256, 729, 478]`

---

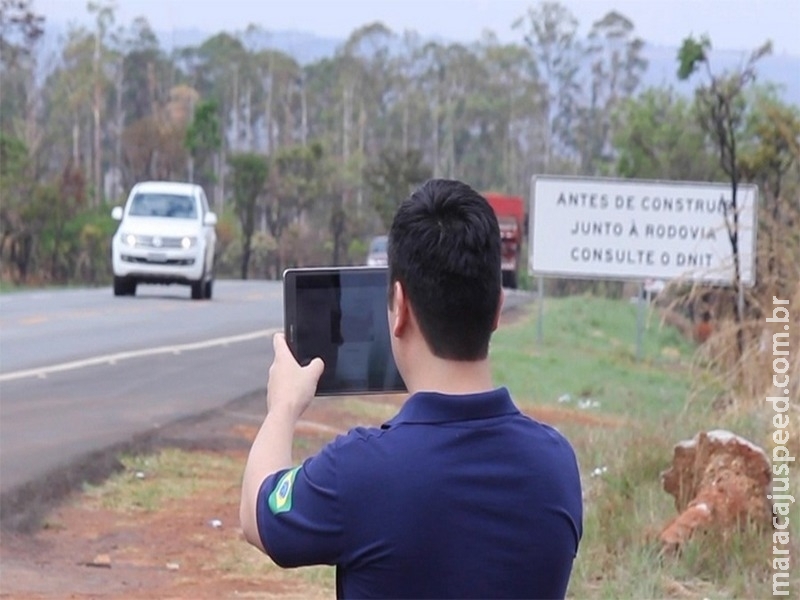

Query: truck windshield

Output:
[129, 193, 198, 219]
[370, 236, 387, 252]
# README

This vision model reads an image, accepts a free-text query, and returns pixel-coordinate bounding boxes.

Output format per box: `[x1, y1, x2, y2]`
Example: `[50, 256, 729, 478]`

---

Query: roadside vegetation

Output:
[493, 297, 799, 599]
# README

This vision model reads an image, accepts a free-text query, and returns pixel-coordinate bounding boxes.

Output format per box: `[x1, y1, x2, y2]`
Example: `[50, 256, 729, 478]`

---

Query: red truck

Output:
[483, 192, 525, 289]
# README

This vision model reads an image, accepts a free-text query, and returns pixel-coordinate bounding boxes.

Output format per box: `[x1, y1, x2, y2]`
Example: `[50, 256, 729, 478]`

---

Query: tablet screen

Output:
[283, 267, 406, 396]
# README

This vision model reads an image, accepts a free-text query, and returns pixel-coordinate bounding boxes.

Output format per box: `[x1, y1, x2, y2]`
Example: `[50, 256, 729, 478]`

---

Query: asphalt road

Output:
[0, 280, 283, 497]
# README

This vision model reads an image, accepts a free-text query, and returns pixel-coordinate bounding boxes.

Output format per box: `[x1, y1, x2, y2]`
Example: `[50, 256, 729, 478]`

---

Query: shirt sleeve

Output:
[256, 441, 345, 568]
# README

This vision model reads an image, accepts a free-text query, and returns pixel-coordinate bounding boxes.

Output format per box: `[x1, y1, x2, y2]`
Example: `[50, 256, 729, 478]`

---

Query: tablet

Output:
[283, 266, 407, 396]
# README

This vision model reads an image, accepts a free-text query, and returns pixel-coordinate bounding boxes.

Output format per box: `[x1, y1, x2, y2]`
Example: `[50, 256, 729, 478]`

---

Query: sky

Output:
[35, 0, 800, 56]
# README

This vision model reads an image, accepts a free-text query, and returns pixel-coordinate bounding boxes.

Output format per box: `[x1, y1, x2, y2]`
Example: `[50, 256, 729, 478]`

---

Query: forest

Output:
[0, 0, 798, 294]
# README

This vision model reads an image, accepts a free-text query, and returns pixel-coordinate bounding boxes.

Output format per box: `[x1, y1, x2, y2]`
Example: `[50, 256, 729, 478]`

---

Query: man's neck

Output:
[403, 354, 495, 396]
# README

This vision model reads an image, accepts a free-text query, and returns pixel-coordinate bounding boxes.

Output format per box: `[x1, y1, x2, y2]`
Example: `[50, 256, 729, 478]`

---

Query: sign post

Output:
[536, 276, 544, 346]
[636, 281, 645, 361]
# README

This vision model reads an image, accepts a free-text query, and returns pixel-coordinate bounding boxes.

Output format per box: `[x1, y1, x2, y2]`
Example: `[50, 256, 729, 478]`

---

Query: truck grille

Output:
[136, 236, 185, 249]
[122, 255, 195, 266]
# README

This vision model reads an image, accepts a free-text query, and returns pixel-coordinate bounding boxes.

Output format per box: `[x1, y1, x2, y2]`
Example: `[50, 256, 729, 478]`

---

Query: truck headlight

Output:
[181, 236, 197, 249]
[121, 233, 137, 246]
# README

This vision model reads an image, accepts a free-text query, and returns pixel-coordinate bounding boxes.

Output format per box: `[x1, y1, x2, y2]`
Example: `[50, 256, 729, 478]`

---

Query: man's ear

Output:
[391, 280, 409, 337]
[491, 288, 505, 332]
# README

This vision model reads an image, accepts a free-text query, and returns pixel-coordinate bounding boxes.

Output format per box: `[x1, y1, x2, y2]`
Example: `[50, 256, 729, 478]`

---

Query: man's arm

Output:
[240, 333, 324, 553]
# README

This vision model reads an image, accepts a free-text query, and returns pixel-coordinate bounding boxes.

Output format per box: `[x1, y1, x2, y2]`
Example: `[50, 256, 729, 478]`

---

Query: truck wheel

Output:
[191, 279, 204, 300]
[114, 276, 136, 296]
[502, 271, 518, 289]
[203, 279, 213, 300]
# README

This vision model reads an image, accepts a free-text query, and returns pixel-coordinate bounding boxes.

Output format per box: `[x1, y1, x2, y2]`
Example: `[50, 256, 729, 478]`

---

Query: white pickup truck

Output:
[110, 181, 218, 300]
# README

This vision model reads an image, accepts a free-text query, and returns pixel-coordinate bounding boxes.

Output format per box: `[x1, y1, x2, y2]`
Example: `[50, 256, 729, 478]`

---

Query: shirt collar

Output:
[383, 387, 519, 427]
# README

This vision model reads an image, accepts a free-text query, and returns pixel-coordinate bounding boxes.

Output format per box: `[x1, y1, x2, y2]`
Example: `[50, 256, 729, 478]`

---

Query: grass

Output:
[82, 448, 242, 512]
[493, 295, 698, 422]
[491, 295, 799, 599]
[0, 280, 39, 293]
[338, 395, 401, 422]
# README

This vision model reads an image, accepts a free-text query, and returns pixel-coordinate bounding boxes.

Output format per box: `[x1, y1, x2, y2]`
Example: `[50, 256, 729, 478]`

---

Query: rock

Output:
[658, 429, 772, 548]
[166, 561, 180, 571]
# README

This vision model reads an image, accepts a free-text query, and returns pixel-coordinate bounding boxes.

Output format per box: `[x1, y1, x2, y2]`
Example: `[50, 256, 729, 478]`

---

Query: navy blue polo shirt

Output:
[256, 387, 583, 599]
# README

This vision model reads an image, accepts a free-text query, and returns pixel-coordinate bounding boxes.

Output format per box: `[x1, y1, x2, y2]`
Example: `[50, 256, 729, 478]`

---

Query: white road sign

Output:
[529, 175, 758, 285]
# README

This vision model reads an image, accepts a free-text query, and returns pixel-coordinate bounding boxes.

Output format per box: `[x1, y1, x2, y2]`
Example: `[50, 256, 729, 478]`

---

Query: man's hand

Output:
[267, 332, 325, 421]
[239, 333, 324, 553]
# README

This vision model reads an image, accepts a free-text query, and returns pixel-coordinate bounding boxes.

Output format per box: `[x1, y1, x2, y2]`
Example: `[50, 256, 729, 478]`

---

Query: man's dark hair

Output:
[388, 179, 502, 360]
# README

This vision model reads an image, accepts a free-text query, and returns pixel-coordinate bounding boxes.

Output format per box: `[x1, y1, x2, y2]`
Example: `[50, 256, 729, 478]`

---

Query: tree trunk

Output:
[72, 121, 80, 165]
[300, 76, 308, 146]
[244, 82, 252, 151]
[241, 235, 251, 280]
[113, 58, 124, 198]
[432, 89, 440, 178]
[232, 65, 239, 153]
[265, 69, 274, 153]
[93, 32, 102, 206]
[331, 202, 345, 265]
[274, 244, 283, 281]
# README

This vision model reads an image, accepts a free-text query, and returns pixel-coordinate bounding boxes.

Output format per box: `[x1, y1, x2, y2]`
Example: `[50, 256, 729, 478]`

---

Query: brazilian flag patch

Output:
[268, 467, 300, 515]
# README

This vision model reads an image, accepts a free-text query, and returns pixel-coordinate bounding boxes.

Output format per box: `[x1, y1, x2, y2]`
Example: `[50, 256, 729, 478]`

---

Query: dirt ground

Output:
[0, 393, 386, 600]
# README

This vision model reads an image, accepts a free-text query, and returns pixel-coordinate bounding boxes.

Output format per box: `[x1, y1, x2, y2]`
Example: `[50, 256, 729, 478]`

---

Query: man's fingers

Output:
[273, 331, 286, 351]
[306, 357, 325, 380]
[273, 332, 323, 378]
[273, 332, 293, 361]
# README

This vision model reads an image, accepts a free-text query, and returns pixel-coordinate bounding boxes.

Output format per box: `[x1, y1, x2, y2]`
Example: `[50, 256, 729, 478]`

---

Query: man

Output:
[240, 179, 583, 599]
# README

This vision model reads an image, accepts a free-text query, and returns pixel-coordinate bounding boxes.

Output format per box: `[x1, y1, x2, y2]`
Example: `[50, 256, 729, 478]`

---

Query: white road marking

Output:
[0, 328, 280, 383]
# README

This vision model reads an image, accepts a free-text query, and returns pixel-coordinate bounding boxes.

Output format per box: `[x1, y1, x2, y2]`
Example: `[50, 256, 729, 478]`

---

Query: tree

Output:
[739, 94, 800, 298]
[47, 157, 87, 280]
[185, 99, 222, 197]
[0, 132, 33, 280]
[119, 15, 174, 156]
[118, 83, 196, 185]
[264, 142, 327, 277]
[364, 148, 432, 229]
[39, 26, 94, 181]
[613, 87, 718, 180]
[87, 0, 118, 206]
[678, 35, 773, 357]
[577, 10, 647, 174]
[253, 48, 304, 152]
[0, 0, 44, 134]
[176, 33, 254, 207]
[467, 34, 540, 191]
[0, 0, 45, 222]
[228, 152, 268, 279]
[513, 1, 581, 170]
